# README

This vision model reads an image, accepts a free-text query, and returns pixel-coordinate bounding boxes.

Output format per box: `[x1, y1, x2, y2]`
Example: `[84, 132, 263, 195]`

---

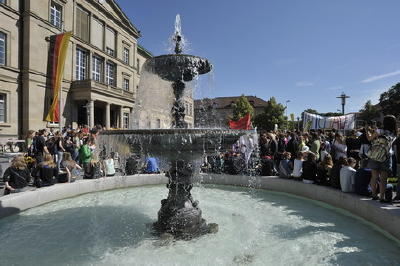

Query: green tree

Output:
[379, 83, 400, 117]
[253, 97, 286, 130]
[359, 100, 380, 122]
[303, 108, 319, 115]
[232, 95, 254, 121]
[321, 112, 342, 117]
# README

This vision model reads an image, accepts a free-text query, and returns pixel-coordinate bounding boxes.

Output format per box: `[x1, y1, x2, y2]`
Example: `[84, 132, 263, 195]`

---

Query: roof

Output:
[137, 44, 153, 58]
[194, 96, 268, 109]
[107, 0, 141, 38]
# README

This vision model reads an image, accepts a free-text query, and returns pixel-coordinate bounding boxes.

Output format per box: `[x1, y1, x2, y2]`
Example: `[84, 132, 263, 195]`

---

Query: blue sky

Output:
[117, 0, 400, 117]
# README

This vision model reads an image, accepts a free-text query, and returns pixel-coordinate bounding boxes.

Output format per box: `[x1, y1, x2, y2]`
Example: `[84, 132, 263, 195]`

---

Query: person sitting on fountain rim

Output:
[33, 153, 58, 187]
[279, 152, 292, 178]
[3, 155, 31, 195]
[79, 137, 92, 179]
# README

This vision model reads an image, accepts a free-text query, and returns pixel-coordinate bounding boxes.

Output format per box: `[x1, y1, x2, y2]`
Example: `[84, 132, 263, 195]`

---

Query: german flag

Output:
[45, 32, 72, 122]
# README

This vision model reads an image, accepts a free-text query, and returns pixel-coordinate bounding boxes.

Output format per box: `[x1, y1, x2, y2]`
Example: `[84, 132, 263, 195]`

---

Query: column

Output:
[120, 105, 124, 128]
[89, 100, 95, 128]
[105, 103, 110, 129]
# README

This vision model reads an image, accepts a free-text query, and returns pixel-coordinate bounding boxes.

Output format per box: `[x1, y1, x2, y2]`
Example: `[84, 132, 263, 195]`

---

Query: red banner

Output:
[229, 113, 251, 130]
[45, 32, 72, 122]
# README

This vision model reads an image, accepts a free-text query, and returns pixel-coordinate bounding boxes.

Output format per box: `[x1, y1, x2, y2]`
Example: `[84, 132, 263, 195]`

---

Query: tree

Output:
[303, 108, 319, 115]
[232, 95, 254, 121]
[379, 83, 400, 117]
[321, 112, 342, 117]
[359, 100, 380, 122]
[253, 97, 286, 130]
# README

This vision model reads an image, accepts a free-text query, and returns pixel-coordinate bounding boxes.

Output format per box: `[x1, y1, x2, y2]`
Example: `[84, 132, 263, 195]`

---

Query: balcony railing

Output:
[71, 79, 135, 100]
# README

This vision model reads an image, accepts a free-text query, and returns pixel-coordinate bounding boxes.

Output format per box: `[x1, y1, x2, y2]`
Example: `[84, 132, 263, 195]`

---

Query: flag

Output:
[45, 32, 72, 122]
[229, 113, 252, 130]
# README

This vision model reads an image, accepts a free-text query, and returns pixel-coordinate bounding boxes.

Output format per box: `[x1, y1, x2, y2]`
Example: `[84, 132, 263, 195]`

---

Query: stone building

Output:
[24, 0, 141, 133]
[0, 0, 20, 139]
[194, 96, 268, 128]
[0, 0, 196, 140]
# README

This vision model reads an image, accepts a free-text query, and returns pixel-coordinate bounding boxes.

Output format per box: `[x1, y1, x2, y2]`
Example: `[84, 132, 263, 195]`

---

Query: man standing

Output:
[32, 129, 49, 164]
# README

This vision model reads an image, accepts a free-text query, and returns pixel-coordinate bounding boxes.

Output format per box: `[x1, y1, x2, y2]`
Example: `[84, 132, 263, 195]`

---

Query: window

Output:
[123, 47, 129, 64]
[106, 47, 114, 56]
[50, 1, 62, 29]
[105, 27, 116, 56]
[189, 103, 193, 116]
[136, 58, 140, 74]
[106, 62, 116, 86]
[91, 17, 104, 49]
[92, 56, 104, 82]
[0, 94, 6, 123]
[0, 32, 5, 66]
[123, 78, 129, 91]
[76, 6, 89, 42]
[0, 0, 6, 4]
[76, 48, 87, 80]
[123, 113, 129, 129]
[156, 119, 161, 129]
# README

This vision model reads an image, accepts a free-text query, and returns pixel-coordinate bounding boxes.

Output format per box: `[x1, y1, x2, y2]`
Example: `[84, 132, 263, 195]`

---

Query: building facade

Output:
[0, 0, 20, 138]
[0, 0, 196, 139]
[194, 96, 268, 128]
[23, 0, 141, 133]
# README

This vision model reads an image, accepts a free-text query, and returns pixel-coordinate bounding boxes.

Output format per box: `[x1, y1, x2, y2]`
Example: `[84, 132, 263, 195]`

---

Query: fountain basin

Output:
[145, 54, 212, 82]
[99, 129, 253, 161]
[0, 178, 399, 265]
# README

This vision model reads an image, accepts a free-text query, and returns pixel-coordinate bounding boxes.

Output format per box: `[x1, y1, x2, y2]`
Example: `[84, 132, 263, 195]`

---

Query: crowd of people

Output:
[2, 115, 400, 204]
[258, 114, 399, 203]
[2, 125, 116, 195]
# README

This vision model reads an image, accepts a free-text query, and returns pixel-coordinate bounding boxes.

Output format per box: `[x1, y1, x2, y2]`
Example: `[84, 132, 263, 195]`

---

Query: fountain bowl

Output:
[99, 128, 253, 161]
[145, 54, 212, 82]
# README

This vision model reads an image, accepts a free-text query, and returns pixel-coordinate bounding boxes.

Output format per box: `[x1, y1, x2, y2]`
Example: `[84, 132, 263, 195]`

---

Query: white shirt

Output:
[340, 166, 356, 193]
[292, 159, 303, 177]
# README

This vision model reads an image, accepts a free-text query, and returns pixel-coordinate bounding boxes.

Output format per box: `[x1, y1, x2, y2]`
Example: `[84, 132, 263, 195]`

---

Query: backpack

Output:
[366, 135, 394, 162]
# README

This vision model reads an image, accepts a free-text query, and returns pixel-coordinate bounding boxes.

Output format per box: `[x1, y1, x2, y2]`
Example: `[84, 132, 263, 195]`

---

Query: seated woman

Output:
[84, 154, 104, 179]
[34, 154, 58, 187]
[3, 155, 31, 195]
[340, 157, 357, 193]
[279, 152, 292, 178]
[316, 154, 333, 185]
[302, 152, 317, 184]
[62, 152, 82, 182]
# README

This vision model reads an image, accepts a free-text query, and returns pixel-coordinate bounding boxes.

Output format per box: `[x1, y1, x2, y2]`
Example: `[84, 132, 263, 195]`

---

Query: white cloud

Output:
[295, 81, 314, 87]
[361, 70, 400, 83]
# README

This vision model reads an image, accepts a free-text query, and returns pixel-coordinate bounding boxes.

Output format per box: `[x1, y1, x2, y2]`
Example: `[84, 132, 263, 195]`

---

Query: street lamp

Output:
[336, 92, 350, 115]
[285, 100, 290, 130]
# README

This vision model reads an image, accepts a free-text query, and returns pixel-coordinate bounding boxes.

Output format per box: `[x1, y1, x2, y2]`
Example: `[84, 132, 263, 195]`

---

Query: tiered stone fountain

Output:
[99, 15, 250, 239]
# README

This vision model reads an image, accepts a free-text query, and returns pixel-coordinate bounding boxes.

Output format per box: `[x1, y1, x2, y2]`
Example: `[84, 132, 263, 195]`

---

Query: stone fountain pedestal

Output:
[153, 160, 218, 239]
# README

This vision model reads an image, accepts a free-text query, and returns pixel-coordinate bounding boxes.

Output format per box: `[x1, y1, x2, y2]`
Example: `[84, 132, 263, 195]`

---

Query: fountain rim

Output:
[1, 175, 399, 243]
[100, 129, 254, 136]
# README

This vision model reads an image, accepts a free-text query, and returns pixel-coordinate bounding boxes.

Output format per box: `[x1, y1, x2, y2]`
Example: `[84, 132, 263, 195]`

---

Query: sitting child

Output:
[279, 152, 292, 178]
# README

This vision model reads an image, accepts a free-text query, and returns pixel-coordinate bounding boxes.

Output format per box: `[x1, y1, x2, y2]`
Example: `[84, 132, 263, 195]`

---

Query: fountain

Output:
[99, 15, 250, 239]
